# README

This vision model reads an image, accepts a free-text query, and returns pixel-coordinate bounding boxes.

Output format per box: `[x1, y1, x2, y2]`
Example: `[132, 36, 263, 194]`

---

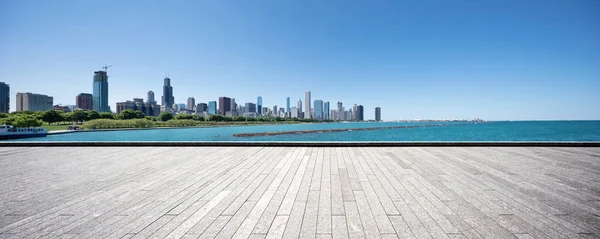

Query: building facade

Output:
[162, 77, 174, 111]
[16, 92, 53, 112]
[208, 101, 217, 115]
[187, 97, 195, 112]
[257, 96, 262, 114]
[218, 97, 231, 115]
[324, 102, 330, 120]
[244, 103, 256, 113]
[290, 107, 299, 118]
[0, 82, 9, 113]
[304, 91, 311, 119]
[147, 91, 155, 103]
[93, 71, 109, 112]
[76, 93, 93, 111]
[375, 107, 381, 121]
[313, 100, 323, 120]
[356, 105, 364, 121]
[195, 103, 208, 113]
[286, 97, 290, 115]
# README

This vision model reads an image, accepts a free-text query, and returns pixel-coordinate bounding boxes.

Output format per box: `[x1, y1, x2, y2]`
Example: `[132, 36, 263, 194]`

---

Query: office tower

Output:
[116, 101, 136, 114]
[75, 93, 92, 111]
[93, 70, 109, 112]
[279, 107, 285, 117]
[16, 92, 53, 112]
[356, 105, 364, 121]
[324, 102, 330, 120]
[353, 104, 357, 120]
[297, 99, 302, 113]
[0, 82, 8, 113]
[331, 110, 336, 121]
[231, 98, 237, 113]
[187, 97, 195, 111]
[257, 96, 262, 114]
[208, 101, 217, 114]
[162, 77, 174, 111]
[286, 97, 290, 113]
[337, 101, 343, 114]
[178, 103, 186, 111]
[290, 107, 299, 118]
[375, 107, 381, 121]
[218, 97, 231, 115]
[196, 103, 208, 113]
[273, 105, 277, 116]
[147, 91, 155, 103]
[244, 103, 256, 113]
[314, 100, 323, 120]
[304, 91, 311, 119]
[262, 107, 268, 116]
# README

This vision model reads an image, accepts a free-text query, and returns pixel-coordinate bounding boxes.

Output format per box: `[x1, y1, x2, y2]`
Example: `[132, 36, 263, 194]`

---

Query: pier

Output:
[0, 146, 598, 238]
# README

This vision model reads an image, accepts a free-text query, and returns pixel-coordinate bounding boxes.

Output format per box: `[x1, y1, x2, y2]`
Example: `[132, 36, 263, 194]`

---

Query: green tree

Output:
[192, 115, 205, 121]
[61, 112, 73, 124]
[117, 109, 141, 120]
[175, 114, 194, 120]
[71, 110, 88, 123]
[134, 110, 145, 119]
[99, 112, 115, 119]
[207, 114, 226, 122]
[42, 110, 62, 125]
[87, 110, 100, 120]
[158, 112, 174, 122]
[0, 113, 7, 118]
[12, 115, 43, 127]
[145, 116, 157, 121]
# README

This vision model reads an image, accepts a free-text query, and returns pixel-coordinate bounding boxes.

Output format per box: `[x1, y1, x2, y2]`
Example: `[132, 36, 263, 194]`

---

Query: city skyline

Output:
[2, 1, 599, 120]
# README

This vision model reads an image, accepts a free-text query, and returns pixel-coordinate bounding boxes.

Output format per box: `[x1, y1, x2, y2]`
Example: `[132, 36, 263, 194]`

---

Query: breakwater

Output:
[232, 124, 457, 137]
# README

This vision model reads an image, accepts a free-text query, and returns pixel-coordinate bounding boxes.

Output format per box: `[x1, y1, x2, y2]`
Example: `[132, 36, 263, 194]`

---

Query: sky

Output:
[1, 0, 599, 121]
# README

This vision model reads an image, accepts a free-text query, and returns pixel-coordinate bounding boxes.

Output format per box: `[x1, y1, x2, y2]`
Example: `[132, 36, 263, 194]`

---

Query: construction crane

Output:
[102, 64, 112, 72]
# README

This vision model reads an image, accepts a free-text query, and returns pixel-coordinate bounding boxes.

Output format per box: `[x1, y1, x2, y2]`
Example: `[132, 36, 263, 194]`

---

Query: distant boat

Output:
[0, 125, 47, 140]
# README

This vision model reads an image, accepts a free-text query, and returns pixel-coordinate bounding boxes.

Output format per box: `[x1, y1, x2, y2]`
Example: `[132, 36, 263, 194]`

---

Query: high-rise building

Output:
[279, 107, 285, 117]
[304, 91, 311, 119]
[314, 100, 323, 120]
[337, 102, 343, 120]
[356, 105, 364, 121]
[116, 101, 136, 114]
[244, 103, 256, 113]
[0, 82, 9, 113]
[257, 96, 262, 114]
[286, 97, 290, 114]
[231, 98, 237, 113]
[375, 107, 381, 121]
[162, 77, 174, 111]
[147, 91, 155, 103]
[324, 102, 330, 120]
[16, 92, 53, 112]
[262, 107, 269, 116]
[352, 104, 357, 120]
[75, 93, 94, 110]
[208, 101, 217, 115]
[290, 107, 299, 118]
[272, 105, 277, 116]
[187, 97, 195, 111]
[196, 103, 208, 113]
[218, 97, 231, 115]
[93, 70, 109, 112]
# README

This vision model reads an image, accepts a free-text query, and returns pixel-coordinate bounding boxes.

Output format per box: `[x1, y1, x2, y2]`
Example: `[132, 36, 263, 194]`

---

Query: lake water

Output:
[9, 121, 600, 142]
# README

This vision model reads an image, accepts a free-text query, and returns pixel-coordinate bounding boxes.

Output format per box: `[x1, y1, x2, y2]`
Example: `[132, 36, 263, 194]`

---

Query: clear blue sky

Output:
[1, 0, 599, 120]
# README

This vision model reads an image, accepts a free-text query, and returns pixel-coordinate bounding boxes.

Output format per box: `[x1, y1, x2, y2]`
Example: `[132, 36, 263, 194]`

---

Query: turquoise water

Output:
[9, 121, 600, 142]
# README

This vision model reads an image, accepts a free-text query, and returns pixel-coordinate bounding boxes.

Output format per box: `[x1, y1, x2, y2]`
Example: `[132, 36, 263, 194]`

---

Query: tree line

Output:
[0, 109, 332, 127]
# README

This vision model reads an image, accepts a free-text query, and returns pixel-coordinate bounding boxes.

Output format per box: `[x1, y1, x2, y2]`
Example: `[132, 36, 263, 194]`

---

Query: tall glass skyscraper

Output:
[257, 96, 262, 114]
[324, 102, 330, 120]
[0, 82, 9, 113]
[286, 97, 290, 114]
[208, 101, 217, 115]
[314, 100, 323, 120]
[375, 107, 381, 121]
[304, 91, 311, 119]
[162, 77, 174, 111]
[93, 71, 109, 112]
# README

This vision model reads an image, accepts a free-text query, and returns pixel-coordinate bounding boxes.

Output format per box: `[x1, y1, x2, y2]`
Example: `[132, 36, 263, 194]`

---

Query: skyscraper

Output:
[244, 103, 256, 113]
[286, 97, 290, 114]
[324, 102, 330, 120]
[218, 97, 231, 115]
[257, 96, 262, 114]
[93, 70, 109, 112]
[147, 91, 155, 103]
[196, 103, 208, 113]
[314, 100, 323, 120]
[187, 97, 195, 111]
[162, 77, 174, 111]
[375, 107, 381, 121]
[353, 104, 358, 120]
[231, 98, 237, 113]
[16, 92, 53, 112]
[0, 82, 8, 113]
[76, 93, 93, 111]
[337, 101, 343, 120]
[304, 91, 311, 119]
[297, 99, 303, 118]
[273, 105, 277, 116]
[356, 105, 364, 121]
[208, 101, 217, 115]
